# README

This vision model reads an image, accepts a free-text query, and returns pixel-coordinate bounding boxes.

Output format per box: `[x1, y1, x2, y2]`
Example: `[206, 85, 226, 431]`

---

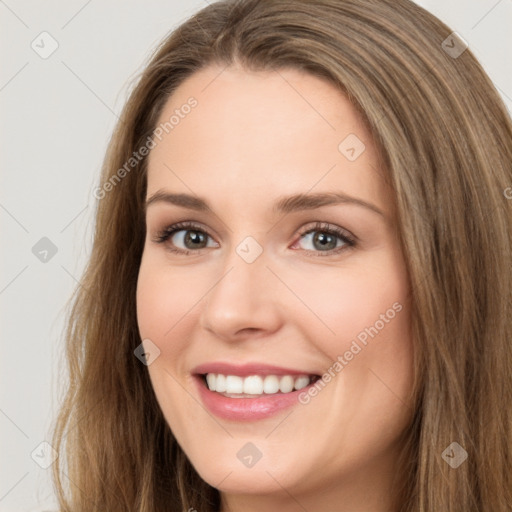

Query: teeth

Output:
[216, 373, 226, 392]
[294, 376, 310, 390]
[204, 373, 315, 395]
[243, 375, 263, 394]
[225, 375, 243, 394]
[263, 375, 279, 394]
[279, 375, 294, 393]
[206, 373, 216, 391]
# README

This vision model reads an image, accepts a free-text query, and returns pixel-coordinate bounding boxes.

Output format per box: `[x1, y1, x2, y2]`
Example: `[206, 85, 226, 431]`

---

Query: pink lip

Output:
[192, 361, 317, 377]
[194, 376, 315, 421]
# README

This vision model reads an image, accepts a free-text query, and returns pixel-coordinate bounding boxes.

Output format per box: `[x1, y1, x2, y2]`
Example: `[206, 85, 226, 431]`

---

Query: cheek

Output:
[135, 256, 208, 427]
[136, 254, 203, 344]
[286, 256, 409, 359]
[288, 250, 414, 417]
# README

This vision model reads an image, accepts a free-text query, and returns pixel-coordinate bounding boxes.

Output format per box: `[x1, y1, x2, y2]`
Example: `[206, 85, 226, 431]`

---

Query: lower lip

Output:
[194, 375, 312, 421]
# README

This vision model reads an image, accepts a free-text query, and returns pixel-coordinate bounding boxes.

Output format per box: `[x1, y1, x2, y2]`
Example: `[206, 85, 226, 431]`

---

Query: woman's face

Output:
[137, 65, 414, 508]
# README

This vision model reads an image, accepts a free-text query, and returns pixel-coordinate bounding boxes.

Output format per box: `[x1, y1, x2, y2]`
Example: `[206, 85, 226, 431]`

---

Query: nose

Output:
[199, 245, 282, 342]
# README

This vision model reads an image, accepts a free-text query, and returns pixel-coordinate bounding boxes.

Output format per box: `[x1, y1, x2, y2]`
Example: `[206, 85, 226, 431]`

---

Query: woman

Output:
[51, 0, 512, 510]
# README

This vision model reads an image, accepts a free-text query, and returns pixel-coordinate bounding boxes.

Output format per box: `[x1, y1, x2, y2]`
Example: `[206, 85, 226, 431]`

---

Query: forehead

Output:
[146, 65, 389, 215]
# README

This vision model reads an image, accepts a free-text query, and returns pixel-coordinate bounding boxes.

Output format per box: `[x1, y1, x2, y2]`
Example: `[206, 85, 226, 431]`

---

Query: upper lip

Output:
[192, 362, 320, 377]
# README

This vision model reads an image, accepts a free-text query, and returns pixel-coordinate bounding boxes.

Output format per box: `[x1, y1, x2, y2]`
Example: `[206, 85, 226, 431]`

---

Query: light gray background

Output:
[1, 1, 510, 510]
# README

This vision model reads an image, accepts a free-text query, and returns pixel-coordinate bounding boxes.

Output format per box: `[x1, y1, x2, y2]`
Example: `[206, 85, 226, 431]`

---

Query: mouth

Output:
[199, 373, 320, 398]
[191, 363, 322, 421]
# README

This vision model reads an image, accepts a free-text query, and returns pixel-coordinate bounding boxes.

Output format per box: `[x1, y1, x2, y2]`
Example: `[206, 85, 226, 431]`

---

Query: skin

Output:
[136, 65, 415, 512]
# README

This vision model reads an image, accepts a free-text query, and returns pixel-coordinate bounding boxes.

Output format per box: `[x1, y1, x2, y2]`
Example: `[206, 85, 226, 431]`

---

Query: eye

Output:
[152, 220, 356, 257]
[152, 221, 218, 255]
[291, 221, 356, 257]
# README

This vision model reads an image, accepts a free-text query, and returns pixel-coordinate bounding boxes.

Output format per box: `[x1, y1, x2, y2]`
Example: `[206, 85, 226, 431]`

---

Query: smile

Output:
[204, 373, 318, 397]
[192, 363, 321, 421]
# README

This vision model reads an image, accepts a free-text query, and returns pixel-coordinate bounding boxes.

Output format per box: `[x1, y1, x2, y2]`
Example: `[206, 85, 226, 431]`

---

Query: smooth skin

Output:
[136, 65, 414, 512]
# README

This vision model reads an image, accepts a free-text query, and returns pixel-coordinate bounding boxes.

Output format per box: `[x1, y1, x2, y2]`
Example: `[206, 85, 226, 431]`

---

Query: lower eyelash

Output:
[153, 220, 356, 256]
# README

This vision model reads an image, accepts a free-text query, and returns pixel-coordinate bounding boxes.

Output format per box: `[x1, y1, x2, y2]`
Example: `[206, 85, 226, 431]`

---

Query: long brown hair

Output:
[51, 0, 512, 510]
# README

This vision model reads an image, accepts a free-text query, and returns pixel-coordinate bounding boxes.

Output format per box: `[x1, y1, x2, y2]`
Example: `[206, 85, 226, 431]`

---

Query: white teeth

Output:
[294, 376, 310, 390]
[216, 373, 226, 392]
[243, 375, 263, 394]
[279, 375, 294, 393]
[206, 373, 216, 391]
[263, 375, 280, 394]
[204, 373, 315, 395]
[225, 375, 243, 394]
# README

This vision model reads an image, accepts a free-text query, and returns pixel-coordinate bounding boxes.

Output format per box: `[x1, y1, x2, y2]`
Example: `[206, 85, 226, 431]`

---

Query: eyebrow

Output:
[145, 190, 385, 217]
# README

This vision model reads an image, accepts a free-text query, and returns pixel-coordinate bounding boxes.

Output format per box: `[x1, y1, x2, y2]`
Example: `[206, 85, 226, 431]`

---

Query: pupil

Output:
[314, 232, 336, 250]
[186, 231, 205, 248]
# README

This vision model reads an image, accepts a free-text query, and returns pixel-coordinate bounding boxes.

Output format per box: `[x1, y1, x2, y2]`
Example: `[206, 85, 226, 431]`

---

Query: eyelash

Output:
[152, 220, 356, 257]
